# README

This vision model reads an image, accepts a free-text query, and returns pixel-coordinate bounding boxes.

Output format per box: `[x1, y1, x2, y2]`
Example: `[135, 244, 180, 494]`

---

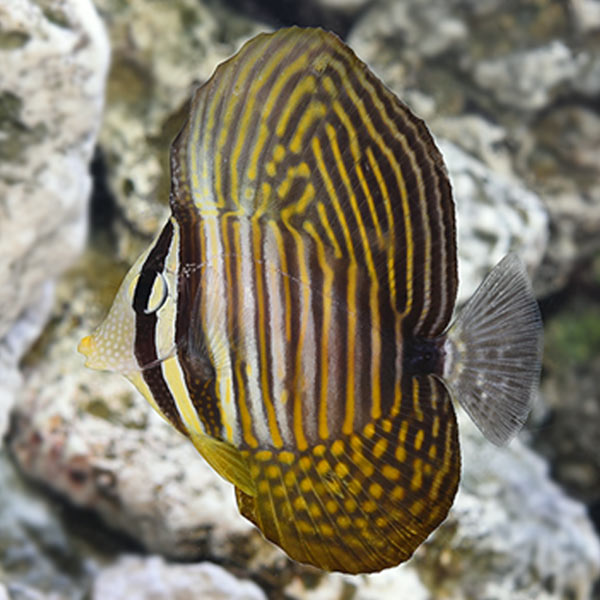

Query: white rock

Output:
[0, 0, 110, 436]
[570, 0, 600, 33]
[439, 140, 549, 304]
[434, 413, 600, 600]
[472, 41, 582, 111]
[92, 556, 266, 600]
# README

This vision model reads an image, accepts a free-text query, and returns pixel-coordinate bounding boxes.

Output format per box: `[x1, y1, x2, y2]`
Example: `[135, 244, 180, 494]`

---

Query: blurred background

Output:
[1, 0, 599, 598]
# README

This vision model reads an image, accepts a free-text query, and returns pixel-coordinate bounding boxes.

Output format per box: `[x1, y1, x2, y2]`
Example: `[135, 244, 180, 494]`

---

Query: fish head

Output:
[78, 220, 179, 376]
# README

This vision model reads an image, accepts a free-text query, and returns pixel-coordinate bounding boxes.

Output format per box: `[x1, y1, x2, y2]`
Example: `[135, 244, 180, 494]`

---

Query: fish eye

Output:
[130, 270, 169, 315]
[145, 271, 168, 314]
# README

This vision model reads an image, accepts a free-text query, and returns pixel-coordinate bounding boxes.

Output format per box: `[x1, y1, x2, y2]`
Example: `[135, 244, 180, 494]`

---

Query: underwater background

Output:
[1, 0, 599, 598]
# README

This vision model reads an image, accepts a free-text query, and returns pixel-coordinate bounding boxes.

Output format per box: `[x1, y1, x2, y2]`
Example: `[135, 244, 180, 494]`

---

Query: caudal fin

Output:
[443, 254, 543, 445]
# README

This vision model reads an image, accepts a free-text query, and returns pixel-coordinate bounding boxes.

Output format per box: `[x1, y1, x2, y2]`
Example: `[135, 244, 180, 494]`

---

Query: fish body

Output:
[79, 27, 543, 574]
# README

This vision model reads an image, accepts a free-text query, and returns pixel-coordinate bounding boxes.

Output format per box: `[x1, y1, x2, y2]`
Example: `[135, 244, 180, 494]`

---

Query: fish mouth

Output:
[78, 334, 100, 369]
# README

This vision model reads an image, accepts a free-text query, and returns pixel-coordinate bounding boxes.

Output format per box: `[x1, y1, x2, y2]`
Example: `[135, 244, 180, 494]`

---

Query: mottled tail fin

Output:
[444, 254, 543, 445]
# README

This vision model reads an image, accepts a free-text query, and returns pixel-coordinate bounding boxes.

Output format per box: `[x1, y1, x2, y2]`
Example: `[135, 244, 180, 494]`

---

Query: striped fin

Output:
[170, 26, 458, 338]
[235, 375, 460, 574]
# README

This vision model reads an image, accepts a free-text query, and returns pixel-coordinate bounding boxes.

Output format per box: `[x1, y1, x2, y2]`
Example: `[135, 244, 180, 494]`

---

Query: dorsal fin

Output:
[169, 26, 458, 337]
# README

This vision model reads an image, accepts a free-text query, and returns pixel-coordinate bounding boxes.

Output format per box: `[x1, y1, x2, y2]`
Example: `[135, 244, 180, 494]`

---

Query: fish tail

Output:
[443, 253, 543, 445]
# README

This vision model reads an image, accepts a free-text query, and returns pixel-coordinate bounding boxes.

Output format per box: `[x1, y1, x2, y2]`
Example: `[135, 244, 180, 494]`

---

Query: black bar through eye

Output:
[133, 269, 158, 314]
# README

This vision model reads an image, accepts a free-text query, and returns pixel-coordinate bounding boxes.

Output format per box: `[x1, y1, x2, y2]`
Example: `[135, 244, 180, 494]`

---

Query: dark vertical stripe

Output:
[133, 220, 186, 434]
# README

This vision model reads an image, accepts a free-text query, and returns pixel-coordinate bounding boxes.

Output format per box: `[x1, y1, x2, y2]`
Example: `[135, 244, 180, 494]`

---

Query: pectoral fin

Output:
[189, 432, 256, 497]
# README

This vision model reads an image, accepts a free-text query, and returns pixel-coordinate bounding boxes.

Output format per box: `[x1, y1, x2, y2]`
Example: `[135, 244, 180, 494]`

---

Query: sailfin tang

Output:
[235, 376, 460, 574]
[444, 253, 543, 445]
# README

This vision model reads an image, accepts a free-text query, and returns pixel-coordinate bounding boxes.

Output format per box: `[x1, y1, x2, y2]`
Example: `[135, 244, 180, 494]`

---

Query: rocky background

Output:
[1, 0, 600, 598]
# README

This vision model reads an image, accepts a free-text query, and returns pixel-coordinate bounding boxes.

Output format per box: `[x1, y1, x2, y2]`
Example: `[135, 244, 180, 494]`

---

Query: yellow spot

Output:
[382, 465, 400, 481]
[357, 457, 374, 478]
[255, 450, 273, 462]
[396, 446, 406, 462]
[350, 435, 362, 451]
[284, 471, 296, 487]
[326, 500, 338, 514]
[300, 477, 312, 493]
[309, 503, 322, 518]
[399, 420, 409, 443]
[424, 463, 433, 476]
[273, 143, 286, 162]
[331, 440, 344, 456]
[273, 485, 286, 498]
[432, 416, 440, 438]
[391, 486, 405, 500]
[294, 497, 308, 511]
[369, 483, 383, 499]
[344, 498, 357, 513]
[373, 438, 387, 458]
[266, 465, 279, 479]
[258, 480, 269, 494]
[363, 500, 377, 513]
[382, 419, 392, 433]
[321, 524, 334, 537]
[337, 515, 351, 528]
[411, 499, 425, 515]
[363, 423, 375, 438]
[335, 463, 349, 478]
[428, 444, 438, 460]
[298, 520, 313, 534]
[355, 517, 367, 529]
[313, 445, 326, 457]
[375, 517, 387, 528]
[250, 464, 260, 479]
[317, 459, 330, 475]
[266, 161, 276, 177]
[415, 429, 425, 451]
[279, 451, 295, 465]
[411, 459, 423, 491]
[299, 456, 311, 470]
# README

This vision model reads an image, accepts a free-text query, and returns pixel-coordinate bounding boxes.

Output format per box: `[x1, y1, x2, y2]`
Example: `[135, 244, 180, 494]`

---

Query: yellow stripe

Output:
[289, 100, 327, 153]
[326, 57, 414, 316]
[231, 220, 258, 448]
[277, 162, 311, 201]
[276, 71, 315, 138]
[235, 40, 310, 208]
[323, 122, 382, 420]
[252, 221, 283, 448]
[412, 377, 424, 422]
[268, 219, 292, 343]
[311, 136, 356, 263]
[317, 202, 342, 259]
[215, 42, 270, 211]
[366, 146, 398, 308]
[286, 227, 310, 452]
[342, 261, 358, 436]
[303, 221, 333, 441]
[162, 356, 205, 434]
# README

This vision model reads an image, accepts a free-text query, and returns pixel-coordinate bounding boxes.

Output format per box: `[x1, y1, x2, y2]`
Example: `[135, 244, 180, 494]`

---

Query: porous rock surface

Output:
[92, 556, 267, 600]
[0, 0, 109, 436]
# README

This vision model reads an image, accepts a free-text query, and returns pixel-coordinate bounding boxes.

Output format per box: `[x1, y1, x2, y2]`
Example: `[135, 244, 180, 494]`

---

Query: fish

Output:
[78, 27, 543, 574]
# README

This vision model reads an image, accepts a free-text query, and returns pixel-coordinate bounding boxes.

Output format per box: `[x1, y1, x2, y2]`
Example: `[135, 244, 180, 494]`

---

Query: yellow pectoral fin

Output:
[189, 431, 256, 497]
